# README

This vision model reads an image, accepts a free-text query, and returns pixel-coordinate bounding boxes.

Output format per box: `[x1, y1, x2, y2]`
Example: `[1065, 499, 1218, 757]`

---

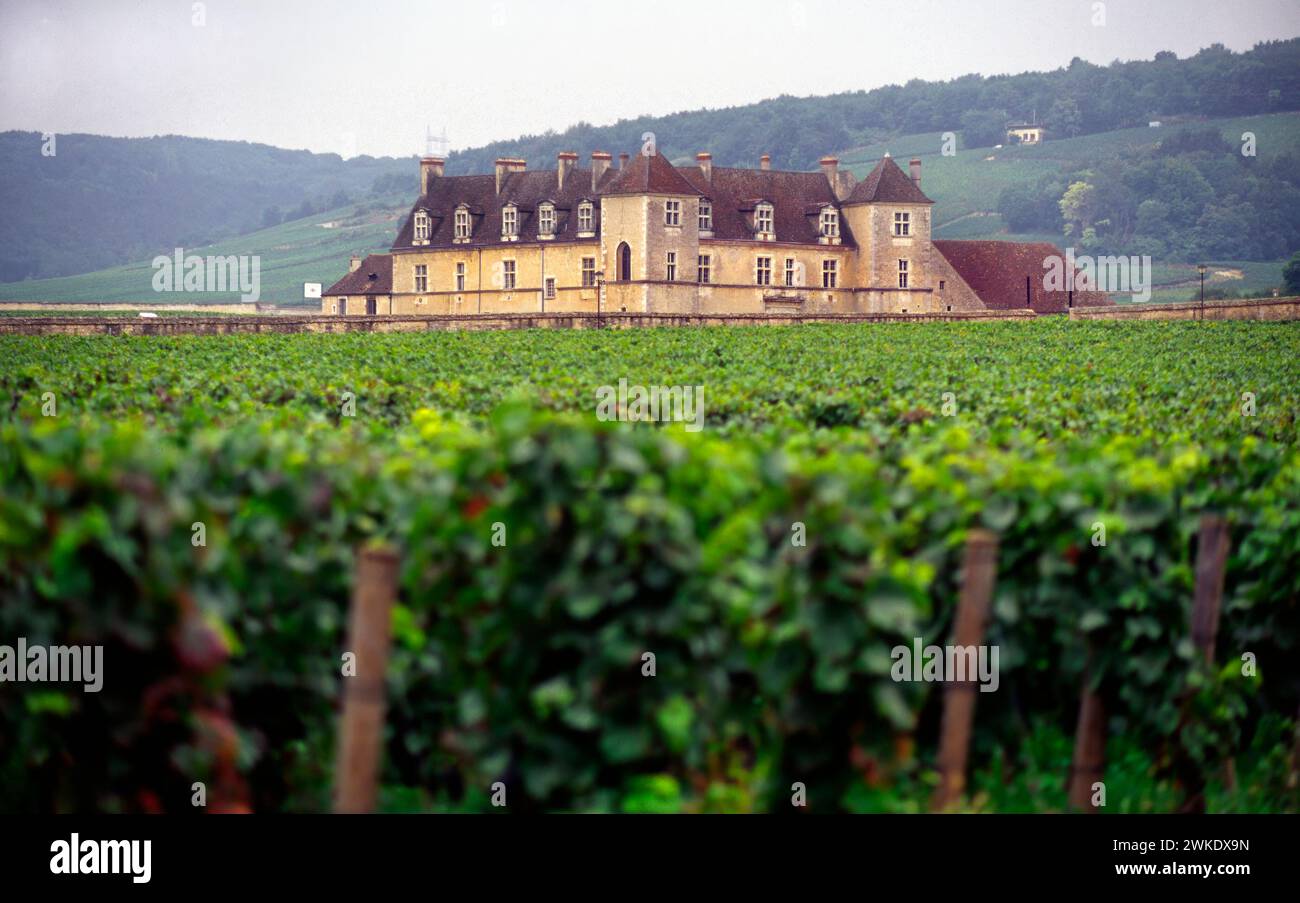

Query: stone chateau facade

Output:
[323, 148, 1111, 317]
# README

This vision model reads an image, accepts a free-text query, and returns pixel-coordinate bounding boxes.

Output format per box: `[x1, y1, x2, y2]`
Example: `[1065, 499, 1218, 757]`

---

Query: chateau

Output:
[322, 149, 1110, 317]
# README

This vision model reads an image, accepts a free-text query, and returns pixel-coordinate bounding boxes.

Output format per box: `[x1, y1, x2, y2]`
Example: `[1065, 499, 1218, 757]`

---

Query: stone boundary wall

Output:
[1069, 296, 1300, 321]
[0, 301, 302, 314]
[0, 309, 1039, 336]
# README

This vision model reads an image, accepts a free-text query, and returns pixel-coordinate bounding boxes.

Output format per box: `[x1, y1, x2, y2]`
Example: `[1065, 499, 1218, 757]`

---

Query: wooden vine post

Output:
[333, 543, 400, 814]
[930, 529, 999, 812]
[1066, 658, 1106, 811]
[1176, 514, 1229, 814]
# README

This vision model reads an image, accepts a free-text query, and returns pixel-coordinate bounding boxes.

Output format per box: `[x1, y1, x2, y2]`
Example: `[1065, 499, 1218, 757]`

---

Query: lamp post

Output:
[1198, 264, 1207, 319]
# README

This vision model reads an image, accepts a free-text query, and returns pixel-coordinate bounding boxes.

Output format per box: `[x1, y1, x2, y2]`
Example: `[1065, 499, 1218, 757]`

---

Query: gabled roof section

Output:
[603, 152, 702, 196]
[846, 156, 933, 205]
[392, 168, 602, 249]
[324, 254, 393, 295]
[933, 240, 1115, 312]
[678, 165, 855, 247]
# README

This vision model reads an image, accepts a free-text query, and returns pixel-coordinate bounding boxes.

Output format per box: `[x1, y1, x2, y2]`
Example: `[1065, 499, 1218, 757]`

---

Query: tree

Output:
[960, 109, 1009, 149]
[1059, 180, 1099, 241]
[1283, 251, 1300, 295]
[1046, 98, 1082, 138]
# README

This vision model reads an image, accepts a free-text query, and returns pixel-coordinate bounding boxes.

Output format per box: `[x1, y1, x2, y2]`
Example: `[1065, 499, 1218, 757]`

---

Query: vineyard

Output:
[1, 319, 1298, 813]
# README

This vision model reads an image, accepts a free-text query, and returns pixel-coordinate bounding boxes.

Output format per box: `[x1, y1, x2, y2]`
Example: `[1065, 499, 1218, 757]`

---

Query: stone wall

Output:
[1068, 297, 1300, 321]
[0, 309, 1039, 336]
[0, 301, 278, 314]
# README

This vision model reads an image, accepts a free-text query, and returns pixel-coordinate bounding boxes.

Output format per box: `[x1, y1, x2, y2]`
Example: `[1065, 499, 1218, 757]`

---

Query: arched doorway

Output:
[616, 242, 631, 281]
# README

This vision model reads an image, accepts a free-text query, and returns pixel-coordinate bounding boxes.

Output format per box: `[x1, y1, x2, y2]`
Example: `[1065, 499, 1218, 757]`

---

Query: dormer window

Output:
[699, 200, 712, 232]
[538, 203, 556, 237]
[502, 205, 518, 238]
[755, 203, 774, 239]
[578, 201, 594, 233]
[819, 208, 839, 238]
[665, 199, 681, 227]
[454, 206, 471, 240]
[413, 209, 431, 242]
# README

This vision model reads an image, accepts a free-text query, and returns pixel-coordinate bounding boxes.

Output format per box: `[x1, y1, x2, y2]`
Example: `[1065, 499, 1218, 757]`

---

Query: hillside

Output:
[0, 192, 408, 305]
[876, 111, 1300, 236]
[0, 132, 412, 283]
[444, 39, 1300, 176]
[1, 38, 1296, 289]
[4, 111, 1294, 305]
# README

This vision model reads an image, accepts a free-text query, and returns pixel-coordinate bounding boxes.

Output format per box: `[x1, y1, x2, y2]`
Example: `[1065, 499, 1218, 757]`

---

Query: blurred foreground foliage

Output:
[1, 321, 1298, 812]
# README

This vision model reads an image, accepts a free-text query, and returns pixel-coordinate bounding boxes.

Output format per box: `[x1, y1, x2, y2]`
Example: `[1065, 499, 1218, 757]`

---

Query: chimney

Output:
[557, 151, 578, 190]
[495, 157, 512, 195]
[591, 151, 612, 190]
[696, 152, 712, 182]
[820, 156, 839, 186]
[419, 156, 444, 195]
[760, 154, 771, 171]
[508, 158, 526, 173]
[909, 157, 922, 189]
[349, 255, 361, 273]
[618, 152, 630, 170]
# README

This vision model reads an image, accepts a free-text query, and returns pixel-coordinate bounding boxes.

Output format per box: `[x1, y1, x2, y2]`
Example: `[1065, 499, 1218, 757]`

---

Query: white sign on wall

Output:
[304, 282, 322, 299]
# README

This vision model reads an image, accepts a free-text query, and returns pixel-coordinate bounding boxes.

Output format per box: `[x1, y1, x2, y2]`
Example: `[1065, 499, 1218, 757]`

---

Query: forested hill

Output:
[0, 132, 413, 283]
[445, 38, 1300, 172]
[2, 39, 1297, 284]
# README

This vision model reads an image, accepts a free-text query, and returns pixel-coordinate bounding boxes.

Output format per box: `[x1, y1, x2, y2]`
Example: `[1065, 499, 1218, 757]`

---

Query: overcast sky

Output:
[2, 0, 1297, 159]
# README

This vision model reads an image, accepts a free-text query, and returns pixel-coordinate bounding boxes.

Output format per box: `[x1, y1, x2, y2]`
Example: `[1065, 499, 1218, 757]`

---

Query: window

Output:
[544, 277, 556, 300]
[939, 279, 946, 290]
[820, 208, 839, 237]
[755, 203, 774, 236]
[578, 202, 593, 232]
[666, 251, 677, 281]
[756, 256, 772, 286]
[898, 259, 909, 288]
[617, 243, 631, 281]
[699, 200, 712, 231]
[582, 257, 597, 287]
[502, 206, 517, 238]
[414, 264, 428, 292]
[455, 262, 465, 292]
[784, 258, 796, 287]
[665, 199, 681, 227]
[539, 203, 555, 236]
[697, 255, 711, 284]
[338, 297, 347, 315]
[414, 210, 430, 241]
[822, 259, 837, 288]
[894, 211, 910, 236]
[366, 296, 377, 316]
[454, 208, 471, 239]
[503, 260, 516, 289]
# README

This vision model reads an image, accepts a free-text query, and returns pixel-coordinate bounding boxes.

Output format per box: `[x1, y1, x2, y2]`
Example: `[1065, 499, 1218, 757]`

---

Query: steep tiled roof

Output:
[603, 151, 703, 196]
[393, 154, 852, 249]
[324, 254, 393, 295]
[392, 167, 616, 250]
[679, 166, 856, 247]
[933, 240, 1115, 311]
[846, 156, 932, 205]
